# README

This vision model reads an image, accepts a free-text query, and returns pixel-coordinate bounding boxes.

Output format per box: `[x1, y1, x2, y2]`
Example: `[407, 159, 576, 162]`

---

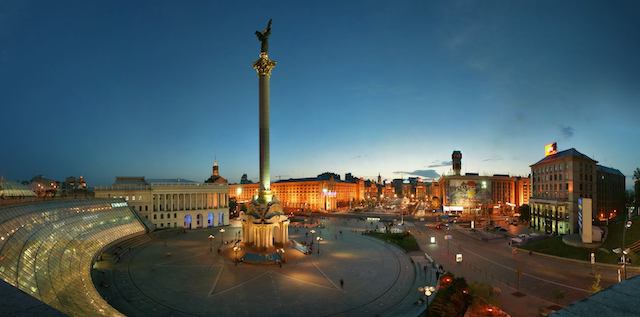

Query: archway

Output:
[218, 212, 224, 226]
[196, 214, 203, 228]
[184, 214, 192, 229]
[207, 212, 214, 227]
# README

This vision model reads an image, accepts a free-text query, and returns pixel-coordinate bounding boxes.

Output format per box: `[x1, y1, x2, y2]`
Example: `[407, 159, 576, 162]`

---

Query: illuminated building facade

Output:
[95, 164, 229, 229]
[529, 147, 625, 235]
[439, 174, 530, 210]
[230, 173, 365, 211]
[530, 148, 597, 235]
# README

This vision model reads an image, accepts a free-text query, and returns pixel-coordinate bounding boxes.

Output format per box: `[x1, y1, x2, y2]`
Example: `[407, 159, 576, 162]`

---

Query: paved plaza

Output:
[95, 218, 427, 317]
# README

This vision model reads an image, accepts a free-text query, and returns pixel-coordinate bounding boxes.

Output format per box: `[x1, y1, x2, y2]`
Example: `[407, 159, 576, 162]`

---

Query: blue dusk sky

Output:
[1, 0, 639, 188]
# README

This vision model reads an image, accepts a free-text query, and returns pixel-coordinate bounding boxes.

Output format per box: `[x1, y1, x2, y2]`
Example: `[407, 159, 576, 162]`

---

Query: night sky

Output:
[1, 0, 639, 187]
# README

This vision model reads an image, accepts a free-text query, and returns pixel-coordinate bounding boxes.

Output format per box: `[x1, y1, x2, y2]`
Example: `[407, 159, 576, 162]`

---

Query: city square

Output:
[94, 218, 427, 317]
[2, 1, 640, 317]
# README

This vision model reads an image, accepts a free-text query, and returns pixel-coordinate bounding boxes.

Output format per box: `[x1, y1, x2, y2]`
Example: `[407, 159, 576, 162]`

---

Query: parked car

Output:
[496, 227, 508, 233]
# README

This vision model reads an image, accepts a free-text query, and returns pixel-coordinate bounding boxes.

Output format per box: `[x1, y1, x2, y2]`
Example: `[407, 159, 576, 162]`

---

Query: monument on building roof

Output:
[240, 19, 290, 250]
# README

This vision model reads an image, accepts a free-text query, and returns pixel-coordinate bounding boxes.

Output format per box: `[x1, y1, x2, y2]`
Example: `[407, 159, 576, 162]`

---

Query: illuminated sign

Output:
[111, 202, 128, 208]
[545, 142, 558, 156]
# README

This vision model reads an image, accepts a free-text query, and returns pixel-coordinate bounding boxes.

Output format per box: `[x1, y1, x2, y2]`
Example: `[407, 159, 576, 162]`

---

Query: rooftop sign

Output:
[545, 142, 558, 156]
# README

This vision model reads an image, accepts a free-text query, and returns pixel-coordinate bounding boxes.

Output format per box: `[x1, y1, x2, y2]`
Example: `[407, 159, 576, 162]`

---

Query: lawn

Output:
[521, 216, 640, 265]
[365, 231, 420, 252]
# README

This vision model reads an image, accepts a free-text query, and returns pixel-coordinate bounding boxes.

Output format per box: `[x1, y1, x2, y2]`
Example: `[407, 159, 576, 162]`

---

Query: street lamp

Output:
[208, 234, 215, 252]
[316, 236, 322, 255]
[614, 213, 633, 281]
[322, 188, 328, 211]
[310, 229, 316, 248]
[233, 246, 240, 265]
[418, 285, 435, 308]
[278, 248, 286, 263]
[219, 228, 226, 247]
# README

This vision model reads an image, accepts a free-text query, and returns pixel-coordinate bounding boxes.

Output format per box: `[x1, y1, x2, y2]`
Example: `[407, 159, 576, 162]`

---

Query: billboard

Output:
[446, 179, 491, 208]
[545, 142, 558, 156]
[578, 197, 593, 243]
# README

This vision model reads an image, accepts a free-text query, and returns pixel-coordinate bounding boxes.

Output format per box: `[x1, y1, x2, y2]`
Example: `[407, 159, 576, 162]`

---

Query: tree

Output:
[518, 204, 531, 222]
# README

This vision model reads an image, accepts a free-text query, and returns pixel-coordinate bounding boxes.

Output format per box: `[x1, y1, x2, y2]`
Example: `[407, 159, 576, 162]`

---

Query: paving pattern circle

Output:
[97, 218, 417, 317]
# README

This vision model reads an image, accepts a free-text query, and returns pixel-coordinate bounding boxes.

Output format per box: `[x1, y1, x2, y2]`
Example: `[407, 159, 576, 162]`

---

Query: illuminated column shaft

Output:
[253, 53, 276, 202]
[259, 72, 270, 195]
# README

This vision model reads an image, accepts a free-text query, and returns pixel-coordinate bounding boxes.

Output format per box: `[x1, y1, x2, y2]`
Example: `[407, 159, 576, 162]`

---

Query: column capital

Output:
[253, 53, 277, 77]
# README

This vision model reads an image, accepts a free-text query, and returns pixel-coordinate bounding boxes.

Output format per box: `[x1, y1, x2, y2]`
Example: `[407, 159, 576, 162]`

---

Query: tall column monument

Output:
[240, 19, 289, 251]
[253, 18, 276, 203]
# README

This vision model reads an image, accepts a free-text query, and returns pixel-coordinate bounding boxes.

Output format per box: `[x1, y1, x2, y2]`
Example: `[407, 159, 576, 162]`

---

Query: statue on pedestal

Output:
[255, 19, 272, 53]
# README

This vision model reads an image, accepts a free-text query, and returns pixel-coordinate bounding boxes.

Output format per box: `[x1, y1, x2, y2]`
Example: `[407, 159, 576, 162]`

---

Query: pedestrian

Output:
[340, 278, 344, 289]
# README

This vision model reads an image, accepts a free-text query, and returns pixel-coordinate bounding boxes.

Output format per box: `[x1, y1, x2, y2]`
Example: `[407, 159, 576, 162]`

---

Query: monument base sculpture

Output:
[240, 196, 289, 250]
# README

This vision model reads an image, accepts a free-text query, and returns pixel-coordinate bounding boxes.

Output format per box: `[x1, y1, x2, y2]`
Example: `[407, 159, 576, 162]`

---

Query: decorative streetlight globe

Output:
[208, 234, 215, 252]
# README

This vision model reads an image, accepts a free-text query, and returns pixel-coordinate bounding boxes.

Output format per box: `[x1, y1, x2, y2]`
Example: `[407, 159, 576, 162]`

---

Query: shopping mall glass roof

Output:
[0, 199, 147, 316]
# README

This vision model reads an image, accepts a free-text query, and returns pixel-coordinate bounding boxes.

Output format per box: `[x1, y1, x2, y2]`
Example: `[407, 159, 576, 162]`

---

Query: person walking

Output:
[340, 278, 344, 289]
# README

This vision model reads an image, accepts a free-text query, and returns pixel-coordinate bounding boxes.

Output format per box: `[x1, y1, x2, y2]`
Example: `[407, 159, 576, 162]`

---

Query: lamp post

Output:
[208, 234, 215, 252]
[316, 236, 322, 255]
[219, 228, 226, 247]
[418, 285, 435, 309]
[613, 209, 632, 281]
[322, 188, 328, 211]
[233, 246, 240, 265]
[310, 229, 316, 245]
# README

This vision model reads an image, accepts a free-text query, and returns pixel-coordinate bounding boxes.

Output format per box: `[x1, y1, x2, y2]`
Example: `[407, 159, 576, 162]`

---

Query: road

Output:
[408, 219, 639, 316]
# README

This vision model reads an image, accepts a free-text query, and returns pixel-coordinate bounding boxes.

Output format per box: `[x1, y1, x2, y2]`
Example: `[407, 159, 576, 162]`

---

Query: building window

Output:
[160, 214, 164, 219]
[145, 206, 148, 211]
[174, 213, 177, 218]
[153, 214, 157, 220]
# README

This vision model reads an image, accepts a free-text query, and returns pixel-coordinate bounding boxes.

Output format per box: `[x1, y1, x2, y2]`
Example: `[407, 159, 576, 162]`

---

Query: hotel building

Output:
[529, 147, 625, 235]
[230, 172, 365, 211]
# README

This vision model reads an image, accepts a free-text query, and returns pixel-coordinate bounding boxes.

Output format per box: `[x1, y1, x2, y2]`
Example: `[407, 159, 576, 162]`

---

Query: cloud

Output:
[559, 125, 575, 138]
[427, 160, 452, 168]
[482, 156, 503, 162]
[393, 169, 441, 179]
[350, 154, 367, 160]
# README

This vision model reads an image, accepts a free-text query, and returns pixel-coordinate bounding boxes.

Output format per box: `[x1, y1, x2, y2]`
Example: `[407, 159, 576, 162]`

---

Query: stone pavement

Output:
[94, 218, 421, 317]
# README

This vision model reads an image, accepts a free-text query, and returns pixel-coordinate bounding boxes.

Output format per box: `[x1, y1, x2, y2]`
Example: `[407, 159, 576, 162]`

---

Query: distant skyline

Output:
[1, 0, 639, 188]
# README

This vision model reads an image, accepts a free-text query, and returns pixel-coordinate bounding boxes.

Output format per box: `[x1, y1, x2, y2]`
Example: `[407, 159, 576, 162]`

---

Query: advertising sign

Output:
[545, 142, 558, 156]
[446, 179, 491, 208]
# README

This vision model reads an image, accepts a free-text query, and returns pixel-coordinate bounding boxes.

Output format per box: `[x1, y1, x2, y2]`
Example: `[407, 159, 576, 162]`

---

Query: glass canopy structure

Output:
[0, 199, 147, 316]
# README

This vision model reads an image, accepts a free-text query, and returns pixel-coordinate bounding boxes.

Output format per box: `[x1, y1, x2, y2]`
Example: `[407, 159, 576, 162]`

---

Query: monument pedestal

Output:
[240, 197, 289, 250]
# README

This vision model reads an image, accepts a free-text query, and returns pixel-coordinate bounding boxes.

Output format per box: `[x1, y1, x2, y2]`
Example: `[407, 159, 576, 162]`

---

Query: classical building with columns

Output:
[95, 164, 229, 230]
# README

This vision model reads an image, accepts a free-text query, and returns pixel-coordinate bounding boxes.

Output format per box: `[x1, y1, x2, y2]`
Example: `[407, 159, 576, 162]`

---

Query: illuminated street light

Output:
[233, 246, 241, 265]
[208, 234, 215, 252]
[430, 236, 436, 244]
[418, 285, 436, 308]
[316, 236, 322, 254]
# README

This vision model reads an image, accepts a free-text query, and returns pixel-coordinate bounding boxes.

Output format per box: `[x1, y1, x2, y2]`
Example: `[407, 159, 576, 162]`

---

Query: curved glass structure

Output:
[0, 199, 146, 316]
